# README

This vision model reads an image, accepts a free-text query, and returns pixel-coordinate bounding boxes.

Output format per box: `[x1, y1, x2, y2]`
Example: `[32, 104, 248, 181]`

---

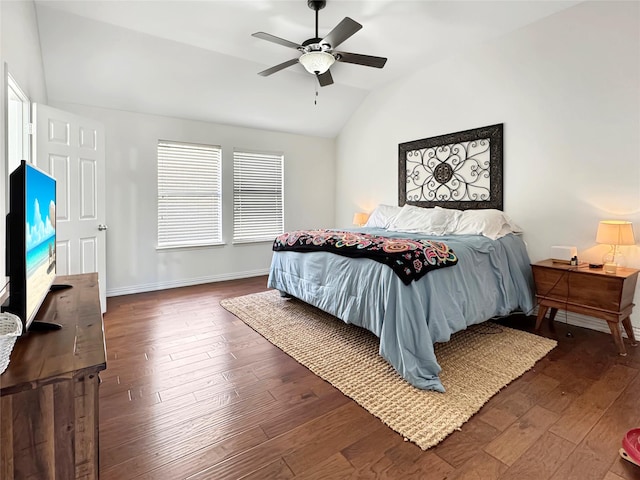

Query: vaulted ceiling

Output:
[35, 0, 578, 137]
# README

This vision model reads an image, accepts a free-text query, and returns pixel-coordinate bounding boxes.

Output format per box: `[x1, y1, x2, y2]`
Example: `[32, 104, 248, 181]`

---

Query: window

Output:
[233, 150, 284, 243]
[7, 73, 31, 173]
[157, 141, 222, 248]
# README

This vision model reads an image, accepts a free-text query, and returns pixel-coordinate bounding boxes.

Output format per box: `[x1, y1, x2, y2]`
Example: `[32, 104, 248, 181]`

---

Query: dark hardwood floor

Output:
[99, 276, 640, 479]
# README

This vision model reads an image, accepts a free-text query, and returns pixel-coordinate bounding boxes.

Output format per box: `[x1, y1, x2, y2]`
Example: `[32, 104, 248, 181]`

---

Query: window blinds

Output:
[233, 150, 284, 243]
[157, 141, 222, 247]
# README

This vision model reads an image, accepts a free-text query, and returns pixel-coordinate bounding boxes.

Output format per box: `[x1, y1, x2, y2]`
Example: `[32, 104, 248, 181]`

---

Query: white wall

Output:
[50, 103, 336, 296]
[336, 1, 640, 332]
[0, 0, 49, 296]
[0, 1, 48, 104]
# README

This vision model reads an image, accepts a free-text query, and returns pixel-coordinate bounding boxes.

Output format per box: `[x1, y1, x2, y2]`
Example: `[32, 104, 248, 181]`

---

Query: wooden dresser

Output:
[531, 259, 639, 355]
[0, 273, 106, 479]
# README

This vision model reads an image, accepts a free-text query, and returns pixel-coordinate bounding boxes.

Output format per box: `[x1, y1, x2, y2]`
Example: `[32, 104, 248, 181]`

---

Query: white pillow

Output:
[387, 204, 461, 236]
[364, 204, 402, 228]
[453, 209, 522, 240]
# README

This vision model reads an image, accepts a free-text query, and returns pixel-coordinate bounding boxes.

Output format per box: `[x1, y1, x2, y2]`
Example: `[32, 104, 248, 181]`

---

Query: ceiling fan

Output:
[252, 0, 387, 87]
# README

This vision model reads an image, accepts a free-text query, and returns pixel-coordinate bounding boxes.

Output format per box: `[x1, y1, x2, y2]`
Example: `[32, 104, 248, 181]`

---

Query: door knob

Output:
[98, 224, 108, 231]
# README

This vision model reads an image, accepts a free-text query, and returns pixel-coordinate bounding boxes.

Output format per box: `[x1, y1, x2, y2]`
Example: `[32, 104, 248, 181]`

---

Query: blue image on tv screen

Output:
[25, 165, 56, 320]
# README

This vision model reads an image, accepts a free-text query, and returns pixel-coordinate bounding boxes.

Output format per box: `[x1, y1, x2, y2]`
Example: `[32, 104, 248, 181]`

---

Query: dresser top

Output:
[0, 273, 106, 396]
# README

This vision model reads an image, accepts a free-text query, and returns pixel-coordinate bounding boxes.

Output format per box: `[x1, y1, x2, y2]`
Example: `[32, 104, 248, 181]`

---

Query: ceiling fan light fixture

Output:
[299, 51, 335, 74]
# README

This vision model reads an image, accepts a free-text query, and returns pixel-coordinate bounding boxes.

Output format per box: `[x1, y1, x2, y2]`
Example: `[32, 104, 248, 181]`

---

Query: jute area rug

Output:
[220, 290, 557, 450]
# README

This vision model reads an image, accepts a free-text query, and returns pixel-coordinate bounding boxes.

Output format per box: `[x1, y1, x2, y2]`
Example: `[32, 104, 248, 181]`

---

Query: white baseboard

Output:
[105, 268, 270, 297]
[534, 307, 640, 339]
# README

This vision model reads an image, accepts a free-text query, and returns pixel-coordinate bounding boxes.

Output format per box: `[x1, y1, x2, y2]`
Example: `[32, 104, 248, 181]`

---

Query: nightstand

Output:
[531, 259, 639, 355]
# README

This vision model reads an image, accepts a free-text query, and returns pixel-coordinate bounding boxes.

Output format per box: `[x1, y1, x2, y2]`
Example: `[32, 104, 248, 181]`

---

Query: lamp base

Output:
[603, 262, 618, 274]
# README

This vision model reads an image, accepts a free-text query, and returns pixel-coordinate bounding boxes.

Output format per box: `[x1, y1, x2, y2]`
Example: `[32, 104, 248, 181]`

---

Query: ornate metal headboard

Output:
[398, 123, 503, 210]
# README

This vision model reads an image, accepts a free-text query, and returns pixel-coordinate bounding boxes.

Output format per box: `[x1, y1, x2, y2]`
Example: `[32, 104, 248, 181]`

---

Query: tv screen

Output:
[4, 160, 57, 332]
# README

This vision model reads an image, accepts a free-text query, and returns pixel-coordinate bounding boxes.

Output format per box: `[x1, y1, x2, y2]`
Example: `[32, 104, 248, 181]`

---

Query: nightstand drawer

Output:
[532, 267, 629, 313]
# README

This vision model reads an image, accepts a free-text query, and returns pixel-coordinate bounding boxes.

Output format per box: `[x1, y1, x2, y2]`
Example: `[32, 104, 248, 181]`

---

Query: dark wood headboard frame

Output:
[398, 123, 503, 210]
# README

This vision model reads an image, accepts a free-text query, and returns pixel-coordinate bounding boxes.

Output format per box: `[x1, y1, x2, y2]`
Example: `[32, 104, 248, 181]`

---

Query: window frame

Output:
[6, 71, 31, 175]
[156, 140, 223, 250]
[232, 148, 284, 244]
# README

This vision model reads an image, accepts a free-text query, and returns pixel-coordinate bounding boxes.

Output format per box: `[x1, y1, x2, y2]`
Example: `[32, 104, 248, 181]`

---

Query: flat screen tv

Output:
[4, 160, 60, 333]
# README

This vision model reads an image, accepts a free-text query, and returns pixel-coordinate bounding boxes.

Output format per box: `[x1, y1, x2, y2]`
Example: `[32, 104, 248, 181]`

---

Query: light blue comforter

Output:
[267, 228, 535, 392]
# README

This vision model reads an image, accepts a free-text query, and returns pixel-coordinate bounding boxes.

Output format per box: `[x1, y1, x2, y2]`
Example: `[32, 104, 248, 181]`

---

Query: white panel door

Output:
[33, 104, 107, 312]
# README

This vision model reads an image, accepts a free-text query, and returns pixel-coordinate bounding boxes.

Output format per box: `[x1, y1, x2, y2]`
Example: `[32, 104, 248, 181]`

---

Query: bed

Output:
[268, 124, 535, 392]
[267, 206, 535, 392]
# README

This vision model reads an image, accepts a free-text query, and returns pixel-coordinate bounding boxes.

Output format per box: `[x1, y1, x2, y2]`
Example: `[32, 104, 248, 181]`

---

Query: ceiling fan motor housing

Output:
[301, 38, 331, 52]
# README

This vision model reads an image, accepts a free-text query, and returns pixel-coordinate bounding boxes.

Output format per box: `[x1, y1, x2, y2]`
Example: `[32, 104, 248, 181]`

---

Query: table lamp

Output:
[596, 220, 635, 274]
[352, 212, 369, 227]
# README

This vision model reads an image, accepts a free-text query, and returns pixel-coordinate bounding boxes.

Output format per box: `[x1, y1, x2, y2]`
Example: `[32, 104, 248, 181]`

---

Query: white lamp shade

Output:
[352, 212, 369, 226]
[596, 220, 636, 245]
[299, 51, 335, 74]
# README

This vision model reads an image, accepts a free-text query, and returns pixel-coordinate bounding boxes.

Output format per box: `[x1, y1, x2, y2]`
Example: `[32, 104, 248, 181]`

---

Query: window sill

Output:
[232, 238, 277, 245]
[156, 242, 226, 252]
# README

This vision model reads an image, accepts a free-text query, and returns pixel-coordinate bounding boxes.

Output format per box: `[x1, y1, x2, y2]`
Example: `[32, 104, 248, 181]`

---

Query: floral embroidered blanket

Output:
[273, 230, 457, 285]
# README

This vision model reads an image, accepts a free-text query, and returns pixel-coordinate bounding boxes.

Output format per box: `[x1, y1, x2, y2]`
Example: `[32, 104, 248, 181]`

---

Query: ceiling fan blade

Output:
[257, 58, 299, 77]
[316, 70, 334, 87]
[321, 17, 362, 49]
[252, 32, 302, 50]
[335, 51, 387, 69]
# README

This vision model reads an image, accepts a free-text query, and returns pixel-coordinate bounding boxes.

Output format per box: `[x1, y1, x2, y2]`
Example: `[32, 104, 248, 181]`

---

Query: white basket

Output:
[0, 312, 22, 375]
